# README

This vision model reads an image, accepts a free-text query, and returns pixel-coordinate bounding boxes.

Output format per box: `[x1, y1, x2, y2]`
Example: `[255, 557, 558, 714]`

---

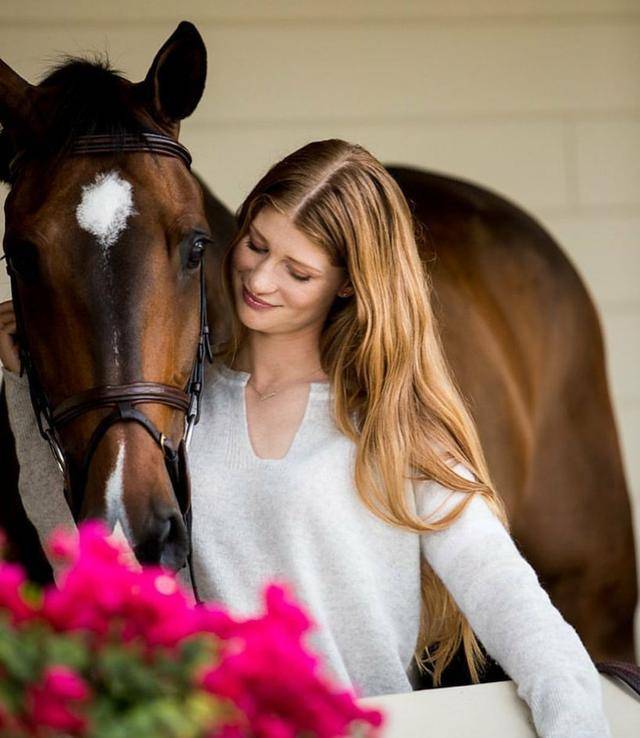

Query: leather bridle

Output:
[3, 130, 213, 603]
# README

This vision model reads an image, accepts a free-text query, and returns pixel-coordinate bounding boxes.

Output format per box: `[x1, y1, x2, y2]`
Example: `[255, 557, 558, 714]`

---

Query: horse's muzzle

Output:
[132, 505, 190, 572]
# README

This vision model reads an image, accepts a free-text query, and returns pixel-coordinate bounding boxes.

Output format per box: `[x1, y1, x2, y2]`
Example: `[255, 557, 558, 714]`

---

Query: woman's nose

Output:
[246, 260, 277, 295]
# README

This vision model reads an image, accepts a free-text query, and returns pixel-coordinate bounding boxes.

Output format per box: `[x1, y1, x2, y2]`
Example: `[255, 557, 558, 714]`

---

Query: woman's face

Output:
[231, 205, 350, 335]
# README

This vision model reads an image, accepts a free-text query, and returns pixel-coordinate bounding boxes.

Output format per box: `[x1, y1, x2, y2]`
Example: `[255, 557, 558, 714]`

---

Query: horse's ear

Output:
[139, 21, 207, 129]
[0, 59, 35, 130]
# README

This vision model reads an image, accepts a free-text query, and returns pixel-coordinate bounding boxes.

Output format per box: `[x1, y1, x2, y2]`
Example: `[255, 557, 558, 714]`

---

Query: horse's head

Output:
[0, 22, 212, 572]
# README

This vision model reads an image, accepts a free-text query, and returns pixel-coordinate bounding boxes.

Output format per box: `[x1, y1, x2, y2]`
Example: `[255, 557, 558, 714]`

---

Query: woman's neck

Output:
[231, 328, 327, 384]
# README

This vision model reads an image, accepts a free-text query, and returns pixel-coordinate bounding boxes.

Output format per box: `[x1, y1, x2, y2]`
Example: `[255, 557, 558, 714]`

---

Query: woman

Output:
[0, 139, 610, 737]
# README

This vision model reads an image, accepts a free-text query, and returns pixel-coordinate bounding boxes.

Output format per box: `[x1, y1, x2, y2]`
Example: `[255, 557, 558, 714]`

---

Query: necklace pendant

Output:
[258, 391, 278, 401]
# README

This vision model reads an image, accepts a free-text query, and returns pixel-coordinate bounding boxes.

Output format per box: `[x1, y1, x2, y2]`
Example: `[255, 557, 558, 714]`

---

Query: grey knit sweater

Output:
[1, 359, 611, 737]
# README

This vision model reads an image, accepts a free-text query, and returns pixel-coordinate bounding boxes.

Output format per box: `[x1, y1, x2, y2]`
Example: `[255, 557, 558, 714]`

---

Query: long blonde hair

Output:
[215, 139, 510, 685]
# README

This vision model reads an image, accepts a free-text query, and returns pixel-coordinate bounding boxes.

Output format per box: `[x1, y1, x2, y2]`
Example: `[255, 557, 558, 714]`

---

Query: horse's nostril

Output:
[156, 517, 172, 547]
[159, 513, 190, 572]
[134, 508, 189, 571]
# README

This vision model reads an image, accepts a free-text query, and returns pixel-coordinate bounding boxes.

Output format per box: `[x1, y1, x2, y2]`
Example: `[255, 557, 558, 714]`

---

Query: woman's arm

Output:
[416, 461, 611, 738]
[1, 366, 74, 554]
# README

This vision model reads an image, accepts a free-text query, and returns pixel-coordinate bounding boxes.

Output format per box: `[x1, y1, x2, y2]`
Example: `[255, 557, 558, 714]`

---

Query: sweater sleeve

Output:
[416, 460, 611, 738]
[1, 365, 74, 556]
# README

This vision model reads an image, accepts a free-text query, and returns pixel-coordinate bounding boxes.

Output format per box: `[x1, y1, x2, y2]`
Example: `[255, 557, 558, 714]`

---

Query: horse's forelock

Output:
[0, 54, 149, 185]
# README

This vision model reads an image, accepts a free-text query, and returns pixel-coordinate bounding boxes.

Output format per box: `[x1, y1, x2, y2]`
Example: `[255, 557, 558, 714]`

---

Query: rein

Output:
[3, 130, 212, 604]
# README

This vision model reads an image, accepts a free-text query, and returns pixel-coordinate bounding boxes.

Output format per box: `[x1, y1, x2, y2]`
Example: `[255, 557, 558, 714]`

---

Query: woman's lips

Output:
[242, 285, 276, 310]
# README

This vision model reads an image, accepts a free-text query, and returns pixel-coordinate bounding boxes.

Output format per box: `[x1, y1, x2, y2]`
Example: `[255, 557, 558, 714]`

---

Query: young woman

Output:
[0, 139, 610, 737]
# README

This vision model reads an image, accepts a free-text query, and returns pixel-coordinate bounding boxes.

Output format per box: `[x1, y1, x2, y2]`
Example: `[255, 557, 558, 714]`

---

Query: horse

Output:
[0, 21, 233, 582]
[388, 166, 637, 666]
[0, 21, 636, 686]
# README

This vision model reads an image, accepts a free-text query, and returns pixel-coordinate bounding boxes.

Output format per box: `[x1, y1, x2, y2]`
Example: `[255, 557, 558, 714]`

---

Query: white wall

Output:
[1, 0, 639, 640]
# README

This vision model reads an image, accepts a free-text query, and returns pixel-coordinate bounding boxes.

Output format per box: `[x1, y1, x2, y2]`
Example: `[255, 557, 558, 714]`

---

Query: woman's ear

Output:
[337, 281, 354, 298]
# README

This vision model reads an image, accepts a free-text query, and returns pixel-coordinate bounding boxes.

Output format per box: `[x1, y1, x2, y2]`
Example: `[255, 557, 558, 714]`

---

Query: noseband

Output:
[4, 131, 212, 602]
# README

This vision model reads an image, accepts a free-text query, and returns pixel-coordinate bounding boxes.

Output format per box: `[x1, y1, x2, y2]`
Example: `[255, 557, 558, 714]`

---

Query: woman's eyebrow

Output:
[250, 223, 323, 274]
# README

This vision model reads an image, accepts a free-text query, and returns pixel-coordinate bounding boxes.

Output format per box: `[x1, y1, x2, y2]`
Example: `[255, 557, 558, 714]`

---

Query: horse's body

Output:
[388, 166, 636, 665]
[0, 22, 635, 686]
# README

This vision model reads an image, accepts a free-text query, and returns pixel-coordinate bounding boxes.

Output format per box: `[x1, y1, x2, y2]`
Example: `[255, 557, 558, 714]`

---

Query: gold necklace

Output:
[247, 365, 325, 401]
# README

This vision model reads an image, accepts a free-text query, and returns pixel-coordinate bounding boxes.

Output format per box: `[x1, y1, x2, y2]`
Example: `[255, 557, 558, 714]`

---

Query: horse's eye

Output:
[186, 236, 209, 270]
[6, 242, 39, 282]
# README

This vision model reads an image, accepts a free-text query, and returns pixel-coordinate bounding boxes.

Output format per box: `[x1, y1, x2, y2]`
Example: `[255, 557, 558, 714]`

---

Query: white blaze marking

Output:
[104, 441, 135, 558]
[75, 170, 136, 249]
[111, 328, 120, 364]
[75, 170, 136, 369]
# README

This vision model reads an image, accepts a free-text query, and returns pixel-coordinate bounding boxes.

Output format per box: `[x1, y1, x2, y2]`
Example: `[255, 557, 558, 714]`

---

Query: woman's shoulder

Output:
[412, 446, 481, 521]
[204, 355, 243, 383]
[430, 439, 478, 481]
[201, 357, 238, 401]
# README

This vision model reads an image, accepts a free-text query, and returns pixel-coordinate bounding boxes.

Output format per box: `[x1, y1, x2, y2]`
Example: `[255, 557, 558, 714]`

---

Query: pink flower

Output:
[207, 722, 249, 738]
[43, 664, 91, 701]
[46, 525, 79, 562]
[199, 582, 385, 738]
[26, 665, 90, 735]
[39, 522, 219, 648]
[253, 713, 297, 738]
[2, 521, 385, 738]
[0, 562, 37, 624]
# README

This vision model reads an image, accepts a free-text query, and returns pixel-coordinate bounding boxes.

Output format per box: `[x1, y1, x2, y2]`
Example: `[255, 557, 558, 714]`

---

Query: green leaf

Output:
[43, 630, 91, 673]
[0, 622, 41, 682]
[88, 693, 226, 738]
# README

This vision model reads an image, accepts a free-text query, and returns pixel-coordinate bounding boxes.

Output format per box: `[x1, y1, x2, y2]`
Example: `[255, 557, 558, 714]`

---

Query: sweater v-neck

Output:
[213, 360, 331, 462]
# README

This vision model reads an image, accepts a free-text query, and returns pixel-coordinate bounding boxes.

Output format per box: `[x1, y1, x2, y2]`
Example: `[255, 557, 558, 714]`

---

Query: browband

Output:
[70, 131, 192, 168]
[8, 130, 192, 178]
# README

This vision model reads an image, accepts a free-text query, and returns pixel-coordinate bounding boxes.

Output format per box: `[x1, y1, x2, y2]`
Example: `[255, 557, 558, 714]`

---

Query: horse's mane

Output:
[0, 54, 148, 184]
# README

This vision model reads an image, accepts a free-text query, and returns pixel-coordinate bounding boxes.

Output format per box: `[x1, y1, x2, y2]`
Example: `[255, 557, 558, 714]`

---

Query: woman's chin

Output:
[236, 302, 275, 330]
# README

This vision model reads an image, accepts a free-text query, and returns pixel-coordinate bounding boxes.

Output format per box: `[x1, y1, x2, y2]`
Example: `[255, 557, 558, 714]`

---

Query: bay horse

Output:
[392, 166, 637, 666]
[0, 21, 233, 579]
[0, 21, 635, 686]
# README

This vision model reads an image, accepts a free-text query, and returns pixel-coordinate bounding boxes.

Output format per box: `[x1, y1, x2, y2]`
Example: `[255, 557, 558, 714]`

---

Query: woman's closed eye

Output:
[290, 272, 312, 282]
[246, 238, 267, 255]
[246, 239, 312, 282]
